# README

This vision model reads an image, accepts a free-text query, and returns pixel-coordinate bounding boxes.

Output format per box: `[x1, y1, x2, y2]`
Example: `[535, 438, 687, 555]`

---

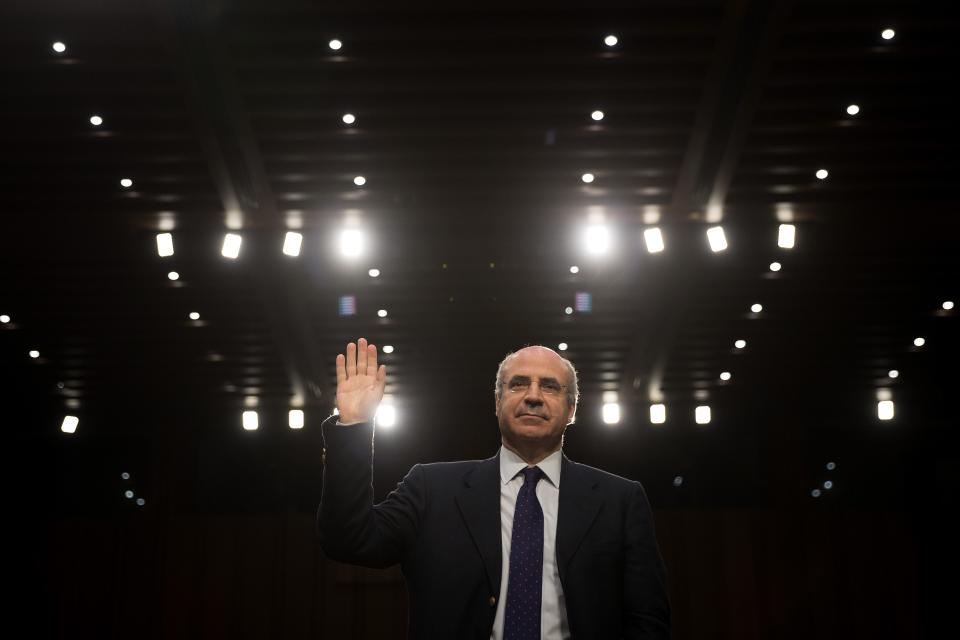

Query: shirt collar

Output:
[499, 444, 562, 489]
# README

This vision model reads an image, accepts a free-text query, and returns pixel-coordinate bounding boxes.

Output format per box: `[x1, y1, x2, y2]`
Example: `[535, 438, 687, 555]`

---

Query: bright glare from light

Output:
[826, 461, 836, 471]
[377, 309, 388, 318]
[368, 268, 380, 277]
[751, 303, 763, 313]
[706, 226, 728, 252]
[585, 225, 611, 254]
[342, 113, 356, 125]
[0, 315, 10, 323]
[382, 345, 394, 354]
[846, 104, 860, 116]
[353, 175, 366, 186]
[289, 409, 304, 429]
[604, 35, 618, 47]
[720, 371, 732, 381]
[878, 400, 894, 420]
[242, 410, 259, 430]
[824, 480, 833, 490]
[283, 231, 303, 257]
[644, 227, 665, 253]
[558, 342, 568, 351]
[943, 301, 954, 310]
[340, 229, 364, 257]
[564, 306, 573, 315]
[581, 173, 595, 184]
[570, 265, 580, 274]
[61, 415, 78, 434]
[778, 223, 796, 249]
[121, 472, 130, 480]
[650, 404, 666, 425]
[602, 402, 620, 424]
[591, 110, 604, 121]
[156, 232, 174, 257]
[89, 115, 103, 126]
[329, 39, 343, 50]
[189, 312, 200, 320]
[815, 169, 829, 180]
[888, 369, 899, 378]
[29, 350, 40, 358]
[812, 489, 821, 498]
[913, 337, 925, 347]
[125, 490, 134, 499]
[120, 178, 133, 188]
[136, 498, 145, 506]
[735, 339, 746, 349]
[167, 271, 179, 281]
[881, 28, 895, 40]
[222, 233, 242, 259]
[376, 403, 396, 428]
[52, 42, 67, 53]
[695, 405, 711, 425]
[770, 262, 782, 272]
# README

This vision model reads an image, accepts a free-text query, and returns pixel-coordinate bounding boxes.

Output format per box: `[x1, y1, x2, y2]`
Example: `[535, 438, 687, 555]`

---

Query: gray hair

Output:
[494, 346, 579, 408]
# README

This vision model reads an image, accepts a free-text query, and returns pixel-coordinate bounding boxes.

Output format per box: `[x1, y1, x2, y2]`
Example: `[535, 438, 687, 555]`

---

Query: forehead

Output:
[502, 347, 568, 381]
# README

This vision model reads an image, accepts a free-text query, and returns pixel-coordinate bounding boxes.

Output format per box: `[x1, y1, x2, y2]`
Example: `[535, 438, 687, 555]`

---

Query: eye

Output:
[508, 379, 528, 391]
[542, 381, 563, 394]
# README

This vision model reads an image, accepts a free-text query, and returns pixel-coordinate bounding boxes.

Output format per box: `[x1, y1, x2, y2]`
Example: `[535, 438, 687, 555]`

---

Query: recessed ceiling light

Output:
[167, 271, 179, 281]
[29, 350, 40, 358]
[643, 227, 665, 253]
[719, 371, 732, 381]
[846, 104, 860, 116]
[89, 115, 103, 126]
[650, 404, 666, 424]
[603, 34, 618, 47]
[120, 178, 133, 188]
[826, 461, 836, 471]
[564, 306, 573, 315]
[121, 472, 130, 480]
[913, 337, 925, 347]
[602, 402, 620, 424]
[584, 224, 610, 254]
[382, 345, 394, 354]
[581, 173, 595, 183]
[61, 415, 79, 433]
[124, 490, 135, 499]
[706, 226, 728, 252]
[558, 342, 568, 351]
[778, 223, 796, 249]
[329, 39, 343, 50]
[289, 409, 305, 430]
[368, 268, 381, 277]
[734, 339, 746, 349]
[881, 28, 895, 41]
[136, 498, 145, 506]
[888, 369, 899, 378]
[340, 229, 364, 257]
[769, 262, 782, 272]
[242, 410, 259, 430]
[695, 405, 711, 425]
[751, 303, 763, 313]
[222, 233, 242, 259]
[878, 400, 894, 420]
[815, 169, 829, 180]
[52, 42, 67, 53]
[0, 314, 10, 323]
[943, 300, 954, 310]
[156, 232, 174, 257]
[590, 110, 604, 121]
[353, 176, 366, 186]
[342, 113, 356, 125]
[377, 309, 388, 318]
[811, 489, 821, 498]
[189, 312, 200, 320]
[283, 231, 303, 257]
[569, 265, 579, 274]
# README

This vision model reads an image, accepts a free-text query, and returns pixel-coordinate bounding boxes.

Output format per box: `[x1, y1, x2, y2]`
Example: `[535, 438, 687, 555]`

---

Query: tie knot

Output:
[521, 466, 543, 487]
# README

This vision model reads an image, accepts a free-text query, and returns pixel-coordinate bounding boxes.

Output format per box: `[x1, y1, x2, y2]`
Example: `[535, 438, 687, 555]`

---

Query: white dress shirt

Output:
[490, 446, 571, 640]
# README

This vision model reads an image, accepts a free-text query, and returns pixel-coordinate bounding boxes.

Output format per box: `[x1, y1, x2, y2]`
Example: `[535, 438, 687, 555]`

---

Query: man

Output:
[318, 338, 670, 639]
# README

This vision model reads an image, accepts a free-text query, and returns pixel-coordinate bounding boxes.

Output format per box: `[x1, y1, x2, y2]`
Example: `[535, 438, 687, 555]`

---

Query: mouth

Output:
[517, 413, 548, 421]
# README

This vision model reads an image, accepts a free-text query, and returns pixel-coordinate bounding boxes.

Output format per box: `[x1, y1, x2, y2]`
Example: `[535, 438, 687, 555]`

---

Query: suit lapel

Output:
[454, 454, 502, 595]
[556, 455, 602, 584]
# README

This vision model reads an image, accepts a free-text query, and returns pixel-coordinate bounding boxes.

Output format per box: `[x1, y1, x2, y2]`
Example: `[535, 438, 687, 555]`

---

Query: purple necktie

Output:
[504, 466, 545, 640]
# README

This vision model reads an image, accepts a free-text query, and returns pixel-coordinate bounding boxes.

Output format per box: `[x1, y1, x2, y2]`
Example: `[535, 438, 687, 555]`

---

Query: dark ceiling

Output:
[1, 0, 957, 516]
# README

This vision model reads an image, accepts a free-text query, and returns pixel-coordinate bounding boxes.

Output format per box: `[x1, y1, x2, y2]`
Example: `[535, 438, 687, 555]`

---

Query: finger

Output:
[357, 337, 368, 375]
[346, 342, 356, 377]
[368, 343, 378, 376]
[376, 364, 386, 384]
[336, 353, 346, 385]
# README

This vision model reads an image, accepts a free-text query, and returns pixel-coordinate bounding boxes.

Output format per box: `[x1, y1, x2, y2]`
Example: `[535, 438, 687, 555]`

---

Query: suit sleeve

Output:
[623, 481, 671, 638]
[316, 416, 425, 569]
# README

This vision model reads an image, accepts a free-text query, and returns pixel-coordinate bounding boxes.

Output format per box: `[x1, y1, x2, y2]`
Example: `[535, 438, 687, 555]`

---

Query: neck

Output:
[501, 437, 562, 466]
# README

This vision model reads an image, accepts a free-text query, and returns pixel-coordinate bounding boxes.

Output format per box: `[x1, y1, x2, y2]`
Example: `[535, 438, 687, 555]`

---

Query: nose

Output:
[522, 382, 545, 405]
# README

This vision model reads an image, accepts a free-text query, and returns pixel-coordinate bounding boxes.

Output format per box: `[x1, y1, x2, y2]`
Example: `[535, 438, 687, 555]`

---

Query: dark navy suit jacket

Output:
[317, 416, 671, 639]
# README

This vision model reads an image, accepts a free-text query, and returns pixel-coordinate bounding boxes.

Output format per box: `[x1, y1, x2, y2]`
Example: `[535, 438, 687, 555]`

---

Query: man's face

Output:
[495, 347, 576, 449]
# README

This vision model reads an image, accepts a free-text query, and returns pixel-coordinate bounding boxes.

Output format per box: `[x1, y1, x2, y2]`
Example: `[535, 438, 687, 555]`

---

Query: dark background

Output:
[2, 0, 958, 638]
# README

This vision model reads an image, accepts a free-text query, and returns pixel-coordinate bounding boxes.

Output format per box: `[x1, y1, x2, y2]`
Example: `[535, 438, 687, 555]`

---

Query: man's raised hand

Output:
[335, 338, 387, 425]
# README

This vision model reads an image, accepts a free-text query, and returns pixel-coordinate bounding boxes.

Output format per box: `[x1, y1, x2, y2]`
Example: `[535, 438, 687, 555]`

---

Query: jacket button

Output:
[488, 596, 496, 607]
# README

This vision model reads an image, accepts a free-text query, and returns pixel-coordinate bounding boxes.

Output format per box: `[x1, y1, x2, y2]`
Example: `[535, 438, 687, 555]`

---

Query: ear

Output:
[566, 403, 577, 425]
[494, 393, 500, 417]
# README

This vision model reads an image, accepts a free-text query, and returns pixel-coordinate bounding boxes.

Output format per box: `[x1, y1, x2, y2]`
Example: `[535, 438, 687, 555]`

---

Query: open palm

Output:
[335, 337, 387, 424]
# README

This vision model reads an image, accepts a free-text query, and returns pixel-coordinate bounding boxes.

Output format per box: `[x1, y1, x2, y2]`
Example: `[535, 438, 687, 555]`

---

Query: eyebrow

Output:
[507, 375, 562, 385]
